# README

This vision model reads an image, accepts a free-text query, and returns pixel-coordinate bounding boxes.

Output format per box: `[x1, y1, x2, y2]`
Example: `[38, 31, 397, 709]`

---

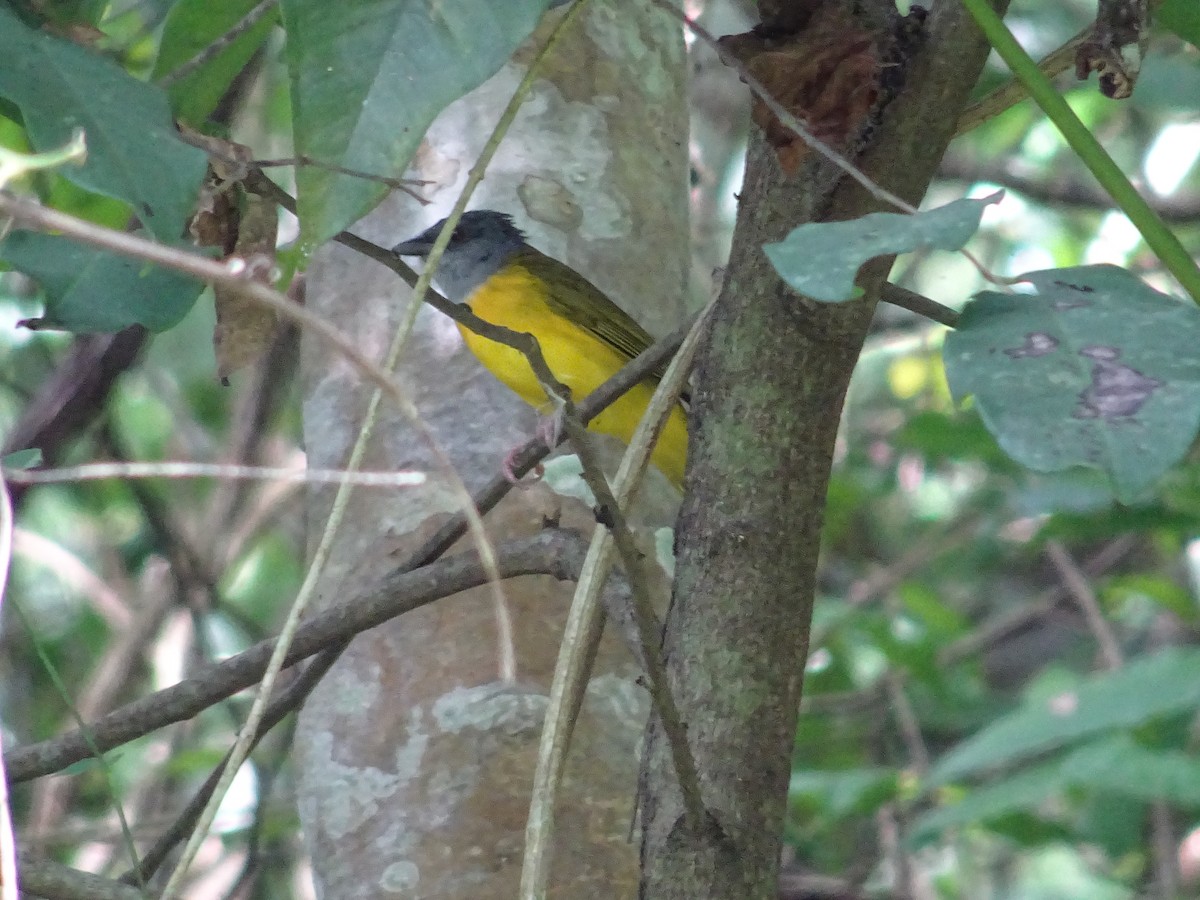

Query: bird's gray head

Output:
[391, 210, 528, 302]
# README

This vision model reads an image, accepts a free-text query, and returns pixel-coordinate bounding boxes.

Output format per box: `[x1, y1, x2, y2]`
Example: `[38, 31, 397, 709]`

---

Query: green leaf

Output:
[1131, 53, 1200, 112]
[899, 582, 969, 638]
[1062, 734, 1200, 806]
[1103, 573, 1197, 623]
[762, 194, 1001, 302]
[788, 767, 899, 820]
[0, 6, 207, 241]
[928, 647, 1200, 786]
[0, 231, 205, 332]
[915, 733, 1200, 846]
[985, 812, 1076, 849]
[1073, 791, 1145, 859]
[911, 761, 1065, 845]
[1157, 0, 1200, 50]
[161, 746, 229, 776]
[2, 448, 43, 469]
[57, 755, 113, 777]
[895, 409, 1018, 469]
[153, 0, 279, 126]
[944, 265, 1200, 502]
[280, 0, 553, 248]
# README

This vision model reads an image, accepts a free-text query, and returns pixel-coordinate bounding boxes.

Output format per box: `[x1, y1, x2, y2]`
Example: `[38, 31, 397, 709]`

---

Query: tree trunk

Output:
[638, 1, 1007, 896]
[294, 2, 689, 896]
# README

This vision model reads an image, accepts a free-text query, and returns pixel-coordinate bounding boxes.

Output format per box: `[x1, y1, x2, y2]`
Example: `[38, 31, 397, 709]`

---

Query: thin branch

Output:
[2, 328, 147, 509]
[885, 672, 929, 774]
[218, 715, 295, 900]
[1044, 537, 1179, 897]
[939, 153, 1200, 223]
[26, 560, 172, 845]
[879, 283, 959, 329]
[6, 460, 425, 489]
[940, 536, 1138, 666]
[5, 593, 146, 886]
[0, 481, 17, 900]
[562, 412, 705, 830]
[521, 301, 713, 897]
[12, 528, 132, 629]
[121, 664, 318, 886]
[1044, 539, 1123, 670]
[650, 0, 915, 213]
[5, 530, 594, 782]
[254, 155, 427, 201]
[16, 853, 145, 900]
[953, 25, 1091, 136]
[157, 0, 278, 87]
[0, 193, 411, 413]
[202, 313, 299, 553]
[1149, 800, 1180, 900]
[875, 804, 914, 900]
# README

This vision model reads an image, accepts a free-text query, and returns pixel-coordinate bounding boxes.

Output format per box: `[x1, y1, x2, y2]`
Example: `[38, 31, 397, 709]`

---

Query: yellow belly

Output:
[458, 264, 687, 487]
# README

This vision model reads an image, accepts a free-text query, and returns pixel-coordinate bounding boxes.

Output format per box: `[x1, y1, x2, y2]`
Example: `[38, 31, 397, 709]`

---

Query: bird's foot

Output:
[536, 411, 564, 450]
[501, 447, 545, 486]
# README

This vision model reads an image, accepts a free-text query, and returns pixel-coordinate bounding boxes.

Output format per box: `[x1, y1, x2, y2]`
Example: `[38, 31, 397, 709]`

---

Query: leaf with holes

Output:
[944, 265, 1200, 502]
[763, 194, 1000, 302]
[0, 6, 207, 241]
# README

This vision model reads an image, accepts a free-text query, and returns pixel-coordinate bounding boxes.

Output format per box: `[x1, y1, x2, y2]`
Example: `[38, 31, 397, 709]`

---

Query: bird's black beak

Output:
[391, 223, 440, 257]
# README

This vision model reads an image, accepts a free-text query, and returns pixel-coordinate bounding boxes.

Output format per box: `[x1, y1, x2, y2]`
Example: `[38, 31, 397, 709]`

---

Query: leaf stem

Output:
[958, 0, 1200, 303]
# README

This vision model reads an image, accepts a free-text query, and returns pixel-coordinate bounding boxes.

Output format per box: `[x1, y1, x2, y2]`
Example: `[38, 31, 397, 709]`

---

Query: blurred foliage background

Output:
[1, 0, 1199, 897]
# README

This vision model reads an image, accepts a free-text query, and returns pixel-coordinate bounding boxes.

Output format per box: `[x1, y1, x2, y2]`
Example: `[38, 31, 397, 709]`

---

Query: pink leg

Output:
[501, 447, 544, 485]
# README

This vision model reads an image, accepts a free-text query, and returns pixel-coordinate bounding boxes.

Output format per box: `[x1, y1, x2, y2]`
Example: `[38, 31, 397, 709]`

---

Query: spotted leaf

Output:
[944, 265, 1200, 502]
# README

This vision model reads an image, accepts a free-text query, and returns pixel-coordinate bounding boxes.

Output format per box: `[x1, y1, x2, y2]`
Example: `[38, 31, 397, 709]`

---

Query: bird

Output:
[392, 210, 688, 488]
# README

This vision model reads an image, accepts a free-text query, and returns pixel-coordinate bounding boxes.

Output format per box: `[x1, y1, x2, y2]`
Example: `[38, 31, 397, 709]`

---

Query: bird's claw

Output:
[501, 447, 545, 486]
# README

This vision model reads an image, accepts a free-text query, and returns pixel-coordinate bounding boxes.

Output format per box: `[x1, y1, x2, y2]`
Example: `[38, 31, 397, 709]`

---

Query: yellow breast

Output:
[458, 259, 688, 486]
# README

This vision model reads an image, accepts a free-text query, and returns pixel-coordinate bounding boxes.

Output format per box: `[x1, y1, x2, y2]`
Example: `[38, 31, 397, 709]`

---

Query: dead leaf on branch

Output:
[186, 134, 283, 383]
[212, 192, 280, 384]
[719, 9, 883, 175]
[1075, 0, 1150, 100]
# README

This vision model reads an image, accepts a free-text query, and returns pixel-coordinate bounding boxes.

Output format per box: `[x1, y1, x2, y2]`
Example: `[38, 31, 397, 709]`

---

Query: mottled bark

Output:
[639, 2, 1008, 897]
[294, 2, 689, 897]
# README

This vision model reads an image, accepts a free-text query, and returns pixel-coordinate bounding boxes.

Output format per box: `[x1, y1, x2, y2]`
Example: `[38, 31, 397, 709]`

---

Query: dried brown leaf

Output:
[720, 10, 882, 175]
